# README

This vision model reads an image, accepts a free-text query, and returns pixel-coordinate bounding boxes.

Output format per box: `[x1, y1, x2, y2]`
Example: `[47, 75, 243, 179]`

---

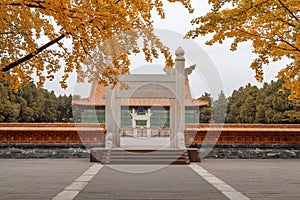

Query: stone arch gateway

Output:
[105, 47, 186, 148]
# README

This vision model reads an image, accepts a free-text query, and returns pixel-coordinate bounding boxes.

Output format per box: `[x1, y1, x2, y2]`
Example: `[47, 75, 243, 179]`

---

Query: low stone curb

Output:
[190, 144, 300, 159]
[0, 143, 104, 159]
[0, 143, 299, 159]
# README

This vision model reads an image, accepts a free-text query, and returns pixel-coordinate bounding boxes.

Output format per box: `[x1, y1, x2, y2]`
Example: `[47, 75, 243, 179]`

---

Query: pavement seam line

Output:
[52, 163, 103, 200]
[189, 163, 251, 200]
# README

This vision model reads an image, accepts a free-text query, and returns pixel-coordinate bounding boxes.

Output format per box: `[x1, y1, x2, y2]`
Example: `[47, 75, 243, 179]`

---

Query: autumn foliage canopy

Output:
[0, 0, 193, 89]
[0, 0, 299, 99]
[187, 0, 300, 99]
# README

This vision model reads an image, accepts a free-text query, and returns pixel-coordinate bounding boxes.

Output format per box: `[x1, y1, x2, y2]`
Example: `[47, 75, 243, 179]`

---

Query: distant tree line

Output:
[1, 78, 299, 124]
[0, 79, 80, 122]
[199, 79, 300, 124]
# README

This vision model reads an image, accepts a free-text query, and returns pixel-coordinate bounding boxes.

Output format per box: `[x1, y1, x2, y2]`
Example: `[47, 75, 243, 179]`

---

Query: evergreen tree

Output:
[254, 104, 265, 123]
[238, 84, 258, 123]
[0, 79, 20, 122]
[212, 91, 227, 123]
[198, 92, 212, 123]
[226, 89, 242, 123]
[284, 99, 300, 123]
[255, 79, 292, 123]
[225, 79, 296, 124]
[57, 95, 73, 122]
[231, 90, 243, 123]
[38, 90, 59, 122]
[0, 79, 77, 122]
[239, 95, 256, 123]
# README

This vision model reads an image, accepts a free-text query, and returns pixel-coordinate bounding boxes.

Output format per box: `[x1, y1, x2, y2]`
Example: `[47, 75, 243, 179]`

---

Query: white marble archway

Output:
[105, 47, 186, 148]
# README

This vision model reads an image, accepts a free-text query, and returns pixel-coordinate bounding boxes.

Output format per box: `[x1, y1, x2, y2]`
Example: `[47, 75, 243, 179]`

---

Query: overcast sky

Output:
[45, 0, 290, 100]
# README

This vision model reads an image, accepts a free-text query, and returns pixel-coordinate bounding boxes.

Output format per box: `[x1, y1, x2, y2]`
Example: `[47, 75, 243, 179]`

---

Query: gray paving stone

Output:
[0, 159, 92, 200]
[199, 159, 300, 200]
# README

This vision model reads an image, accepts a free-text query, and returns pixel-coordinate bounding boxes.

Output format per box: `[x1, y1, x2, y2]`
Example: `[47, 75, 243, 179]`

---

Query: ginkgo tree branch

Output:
[237, 28, 300, 53]
[1, 0, 123, 73]
[277, 0, 299, 22]
[279, 38, 300, 52]
[3, 2, 46, 9]
[1, 34, 65, 72]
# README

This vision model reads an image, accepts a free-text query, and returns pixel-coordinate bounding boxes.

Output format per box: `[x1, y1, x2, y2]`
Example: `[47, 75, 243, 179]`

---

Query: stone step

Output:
[107, 155, 186, 159]
[103, 149, 190, 165]
[90, 148, 200, 164]
[106, 159, 188, 165]
[108, 152, 186, 156]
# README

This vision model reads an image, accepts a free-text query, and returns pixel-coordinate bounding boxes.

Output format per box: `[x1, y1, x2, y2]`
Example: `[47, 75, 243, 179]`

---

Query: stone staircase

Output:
[101, 149, 190, 165]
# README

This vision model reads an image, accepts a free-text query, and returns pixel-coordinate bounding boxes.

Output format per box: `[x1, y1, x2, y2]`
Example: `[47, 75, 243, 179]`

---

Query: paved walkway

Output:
[0, 159, 299, 200]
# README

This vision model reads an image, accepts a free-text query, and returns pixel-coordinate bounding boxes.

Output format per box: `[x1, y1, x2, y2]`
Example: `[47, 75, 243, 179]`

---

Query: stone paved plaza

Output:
[0, 159, 299, 200]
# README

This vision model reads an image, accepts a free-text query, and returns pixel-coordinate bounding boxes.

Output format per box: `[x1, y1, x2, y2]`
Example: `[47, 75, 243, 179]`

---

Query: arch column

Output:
[171, 47, 185, 148]
[105, 88, 121, 147]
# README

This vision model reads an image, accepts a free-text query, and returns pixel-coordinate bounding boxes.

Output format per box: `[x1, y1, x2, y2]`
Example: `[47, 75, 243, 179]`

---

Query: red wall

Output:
[0, 123, 105, 143]
[185, 124, 300, 144]
[0, 123, 299, 144]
